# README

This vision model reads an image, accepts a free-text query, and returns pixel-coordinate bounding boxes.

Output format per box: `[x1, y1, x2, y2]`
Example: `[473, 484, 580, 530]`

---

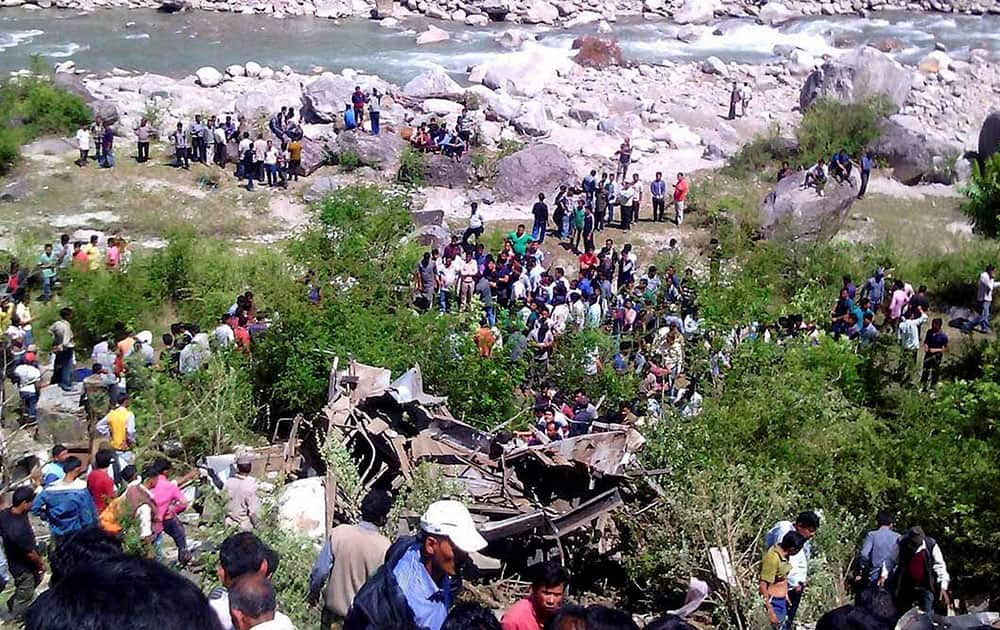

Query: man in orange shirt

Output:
[501, 561, 569, 630]
[673, 172, 689, 226]
[474, 319, 495, 358]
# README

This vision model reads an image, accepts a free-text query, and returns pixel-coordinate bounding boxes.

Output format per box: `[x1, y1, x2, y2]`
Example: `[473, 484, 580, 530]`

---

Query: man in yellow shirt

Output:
[96, 394, 136, 479]
[759, 531, 806, 629]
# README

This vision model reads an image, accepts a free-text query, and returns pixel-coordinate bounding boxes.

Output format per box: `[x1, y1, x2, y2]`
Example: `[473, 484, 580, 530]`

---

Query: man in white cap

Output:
[224, 454, 260, 532]
[344, 499, 487, 630]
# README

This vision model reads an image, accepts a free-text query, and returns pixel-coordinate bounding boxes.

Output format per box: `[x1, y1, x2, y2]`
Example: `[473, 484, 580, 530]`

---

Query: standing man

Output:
[48, 307, 75, 392]
[892, 526, 950, 614]
[191, 114, 207, 164]
[171, 122, 190, 169]
[739, 81, 753, 117]
[0, 487, 44, 619]
[287, 136, 302, 182]
[857, 149, 874, 199]
[75, 123, 90, 167]
[650, 172, 667, 223]
[37, 243, 56, 303]
[229, 575, 293, 630]
[95, 394, 137, 478]
[308, 489, 393, 629]
[214, 118, 228, 167]
[582, 170, 597, 208]
[352, 85, 366, 128]
[963, 264, 995, 334]
[501, 561, 569, 630]
[673, 172, 688, 226]
[921, 318, 948, 388]
[86, 448, 116, 514]
[759, 531, 807, 630]
[618, 180, 634, 231]
[345, 500, 489, 630]
[40, 445, 69, 487]
[224, 454, 261, 531]
[101, 120, 115, 168]
[727, 81, 739, 120]
[14, 351, 41, 425]
[630, 173, 643, 224]
[31, 456, 97, 548]
[860, 268, 887, 319]
[614, 138, 632, 182]
[463, 202, 484, 246]
[240, 132, 255, 190]
[369, 88, 382, 135]
[415, 252, 438, 312]
[135, 117, 152, 163]
[764, 511, 820, 629]
[458, 250, 478, 312]
[856, 510, 899, 588]
[531, 193, 548, 243]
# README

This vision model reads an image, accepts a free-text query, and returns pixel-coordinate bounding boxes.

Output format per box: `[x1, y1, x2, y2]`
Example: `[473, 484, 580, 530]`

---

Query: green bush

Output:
[396, 146, 426, 185]
[339, 150, 361, 171]
[723, 124, 796, 178]
[961, 152, 1000, 238]
[797, 96, 892, 165]
[0, 73, 91, 173]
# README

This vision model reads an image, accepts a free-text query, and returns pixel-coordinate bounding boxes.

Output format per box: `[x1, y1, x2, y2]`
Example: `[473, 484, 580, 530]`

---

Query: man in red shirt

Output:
[501, 561, 569, 630]
[673, 172, 689, 226]
[578, 246, 598, 276]
[86, 448, 116, 513]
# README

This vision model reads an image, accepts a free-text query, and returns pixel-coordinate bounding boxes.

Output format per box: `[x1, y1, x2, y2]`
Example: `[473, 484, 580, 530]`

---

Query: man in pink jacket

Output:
[149, 459, 197, 566]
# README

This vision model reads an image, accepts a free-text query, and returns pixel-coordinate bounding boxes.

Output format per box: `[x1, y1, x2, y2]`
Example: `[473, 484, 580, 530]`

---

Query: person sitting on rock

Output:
[830, 148, 852, 183]
[801, 158, 828, 196]
[444, 133, 466, 160]
[776, 161, 793, 182]
[343, 104, 357, 131]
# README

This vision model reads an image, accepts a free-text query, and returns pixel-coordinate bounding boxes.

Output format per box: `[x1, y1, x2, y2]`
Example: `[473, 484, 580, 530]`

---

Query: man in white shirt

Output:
[457, 252, 478, 311]
[764, 511, 820, 628]
[13, 352, 41, 423]
[550, 301, 570, 336]
[436, 257, 458, 313]
[209, 532, 294, 630]
[892, 526, 950, 614]
[963, 264, 995, 333]
[739, 82, 753, 116]
[463, 202, 484, 246]
[229, 574, 295, 630]
[802, 159, 828, 196]
[75, 124, 91, 167]
[214, 316, 236, 348]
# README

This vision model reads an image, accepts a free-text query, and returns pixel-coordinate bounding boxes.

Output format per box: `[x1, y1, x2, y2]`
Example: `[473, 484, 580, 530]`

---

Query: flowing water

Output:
[0, 7, 997, 84]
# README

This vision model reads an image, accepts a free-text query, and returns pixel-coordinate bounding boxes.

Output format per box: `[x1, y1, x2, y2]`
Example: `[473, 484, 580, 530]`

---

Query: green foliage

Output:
[339, 150, 361, 171]
[797, 96, 892, 165]
[397, 146, 427, 185]
[723, 124, 796, 178]
[961, 153, 1000, 238]
[386, 462, 470, 537]
[0, 72, 91, 173]
[497, 138, 524, 158]
[547, 330, 639, 406]
[321, 432, 361, 511]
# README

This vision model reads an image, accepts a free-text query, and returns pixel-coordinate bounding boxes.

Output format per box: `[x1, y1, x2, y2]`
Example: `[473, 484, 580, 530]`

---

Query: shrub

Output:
[796, 96, 892, 165]
[397, 146, 426, 185]
[0, 73, 90, 173]
[338, 150, 361, 171]
[723, 124, 796, 178]
[961, 152, 1000, 238]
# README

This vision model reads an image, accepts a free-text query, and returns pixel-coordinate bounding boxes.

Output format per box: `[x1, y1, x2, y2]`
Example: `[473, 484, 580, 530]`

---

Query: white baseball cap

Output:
[419, 500, 487, 553]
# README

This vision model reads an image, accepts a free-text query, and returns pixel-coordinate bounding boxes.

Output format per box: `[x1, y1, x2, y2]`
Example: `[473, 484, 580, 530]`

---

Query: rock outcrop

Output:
[300, 74, 355, 123]
[571, 36, 623, 69]
[799, 46, 911, 112]
[403, 67, 463, 98]
[759, 172, 857, 242]
[331, 131, 406, 174]
[495, 143, 575, 201]
[979, 111, 1000, 164]
[873, 115, 963, 185]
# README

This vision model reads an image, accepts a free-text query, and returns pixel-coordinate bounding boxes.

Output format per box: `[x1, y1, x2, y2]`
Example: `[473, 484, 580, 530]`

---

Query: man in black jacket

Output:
[345, 500, 487, 630]
[892, 526, 950, 614]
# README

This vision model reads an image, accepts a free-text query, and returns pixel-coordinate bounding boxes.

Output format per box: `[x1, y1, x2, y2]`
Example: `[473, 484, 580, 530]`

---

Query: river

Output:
[0, 7, 998, 84]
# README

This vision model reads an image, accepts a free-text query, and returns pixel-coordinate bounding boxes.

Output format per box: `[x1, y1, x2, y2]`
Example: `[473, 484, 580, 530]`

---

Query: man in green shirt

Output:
[759, 531, 805, 629]
[508, 224, 532, 258]
[37, 243, 57, 303]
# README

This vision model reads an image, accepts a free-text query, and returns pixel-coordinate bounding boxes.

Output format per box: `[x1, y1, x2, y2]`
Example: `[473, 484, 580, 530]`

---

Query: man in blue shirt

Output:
[345, 500, 488, 630]
[650, 172, 667, 223]
[857, 510, 899, 586]
[31, 457, 97, 547]
[857, 150, 874, 199]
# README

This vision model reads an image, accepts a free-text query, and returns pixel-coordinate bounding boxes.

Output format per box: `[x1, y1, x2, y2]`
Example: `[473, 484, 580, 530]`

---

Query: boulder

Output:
[675, 25, 702, 43]
[0, 179, 30, 203]
[760, 171, 857, 242]
[404, 66, 463, 98]
[245, 61, 263, 78]
[303, 174, 342, 203]
[869, 37, 903, 53]
[259, 67, 275, 80]
[571, 36, 623, 69]
[236, 86, 297, 118]
[424, 154, 472, 187]
[36, 384, 88, 443]
[569, 99, 608, 123]
[53, 72, 96, 102]
[652, 123, 700, 148]
[672, 0, 717, 25]
[496, 29, 533, 50]
[917, 50, 952, 74]
[597, 19, 613, 34]
[410, 209, 445, 227]
[157, 0, 186, 11]
[564, 10, 600, 26]
[523, 0, 558, 23]
[89, 99, 119, 125]
[416, 25, 450, 45]
[701, 56, 728, 76]
[422, 98, 464, 116]
[495, 143, 575, 201]
[799, 46, 911, 113]
[299, 135, 330, 176]
[872, 115, 963, 185]
[332, 131, 406, 172]
[226, 64, 246, 77]
[512, 101, 551, 137]
[758, 1, 794, 24]
[54, 60, 75, 74]
[195, 66, 223, 87]
[979, 111, 1000, 164]
[412, 224, 451, 250]
[465, 13, 488, 25]
[301, 75, 355, 123]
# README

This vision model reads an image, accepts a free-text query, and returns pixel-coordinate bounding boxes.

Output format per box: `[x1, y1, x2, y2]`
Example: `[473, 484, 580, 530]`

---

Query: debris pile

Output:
[298, 359, 649, 569]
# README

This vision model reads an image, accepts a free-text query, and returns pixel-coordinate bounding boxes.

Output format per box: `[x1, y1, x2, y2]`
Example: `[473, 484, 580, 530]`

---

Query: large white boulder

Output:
[673, 0, 717, 25]
[701, 56, 728, 76]
[653, 123, 701, 148]
[226, 64, 245, 77]
[423, 98, 465, 116]
[195, 66, 223, 88]
[416, 25, 450, 45]
[758, 1, 795, 25]
[565, 10, 601, 26]
[512, 101, 551, 137]
[495, 144, 575, 201]
[301, 74, 355, 123]
[245, 61, 263, 78]
[277, 477, 326, 539]
[496, 29, 535, 50]
[523, 0, 558, 23]
[799, 46, 912, 112]
[404, 66, 463, 98]
[918, 50, 953, 74]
